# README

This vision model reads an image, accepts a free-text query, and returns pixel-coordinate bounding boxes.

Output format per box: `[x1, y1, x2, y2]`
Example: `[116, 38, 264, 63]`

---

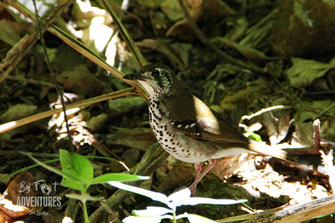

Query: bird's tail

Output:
[248, 140, 296, 162]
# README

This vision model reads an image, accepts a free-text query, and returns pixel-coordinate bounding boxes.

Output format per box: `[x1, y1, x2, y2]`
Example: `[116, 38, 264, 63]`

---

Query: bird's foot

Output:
[189, 159, 217, 195]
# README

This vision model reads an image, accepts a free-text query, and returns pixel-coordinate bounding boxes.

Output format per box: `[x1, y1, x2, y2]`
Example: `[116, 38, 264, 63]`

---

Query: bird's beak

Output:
[123, 72, 147, 81]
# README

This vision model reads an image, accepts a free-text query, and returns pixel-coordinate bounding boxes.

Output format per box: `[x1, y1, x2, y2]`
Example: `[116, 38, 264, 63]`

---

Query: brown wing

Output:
[163, 88, 295, 161]
[163, 89, 247, 144]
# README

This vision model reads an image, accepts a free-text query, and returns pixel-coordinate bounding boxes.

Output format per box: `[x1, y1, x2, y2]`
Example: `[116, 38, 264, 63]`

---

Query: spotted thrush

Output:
[123, 64, 292, 192]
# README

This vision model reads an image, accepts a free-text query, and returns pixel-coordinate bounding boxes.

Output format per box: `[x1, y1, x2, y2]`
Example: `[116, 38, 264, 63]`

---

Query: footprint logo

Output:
[41, 184, 52, 195]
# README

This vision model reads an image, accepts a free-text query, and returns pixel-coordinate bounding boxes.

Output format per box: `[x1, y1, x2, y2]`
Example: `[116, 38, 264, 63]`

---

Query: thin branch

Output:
[32, 0, 74, 151]
[6, 0, 148, 100]
[101, 0, 147, 67]
[218, 193, 335, 222]
[0, 0, 75, 82]
[0, 87, 135, 133]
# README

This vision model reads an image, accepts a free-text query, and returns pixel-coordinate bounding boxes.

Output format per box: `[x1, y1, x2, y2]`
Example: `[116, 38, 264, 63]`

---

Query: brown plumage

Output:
[124, 64, 293, 191]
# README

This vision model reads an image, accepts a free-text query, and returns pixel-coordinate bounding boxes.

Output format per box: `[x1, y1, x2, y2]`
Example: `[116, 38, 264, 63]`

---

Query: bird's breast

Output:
[148, 98, 210, 162]
[148, 98, 248, 163]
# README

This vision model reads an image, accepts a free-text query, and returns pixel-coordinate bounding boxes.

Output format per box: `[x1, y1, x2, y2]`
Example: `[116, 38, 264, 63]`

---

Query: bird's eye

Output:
[151, 69, 160, 78]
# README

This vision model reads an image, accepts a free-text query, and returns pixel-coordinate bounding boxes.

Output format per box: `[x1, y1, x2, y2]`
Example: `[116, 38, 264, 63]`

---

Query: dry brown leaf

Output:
[0, 171, 36, 220]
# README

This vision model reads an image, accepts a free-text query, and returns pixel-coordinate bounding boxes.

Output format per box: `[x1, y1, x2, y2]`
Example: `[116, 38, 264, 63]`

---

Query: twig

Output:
[218, 193, 335, 222]
[313, 119, 321, 152]
[6, 75, 56, 87]
[32, 0, 74, 151]
[240, 105, 289, 122]
[0, 150, 58, 158]
[0, 87, 135, 133]
[0, 0, 75, 83]
[101, 0, 147, 67]
[0, 34, 38, 83]
[6, 1, 148, 101]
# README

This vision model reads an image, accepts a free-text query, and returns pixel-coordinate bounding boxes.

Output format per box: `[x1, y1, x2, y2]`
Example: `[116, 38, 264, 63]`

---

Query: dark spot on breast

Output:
[152, 113, 159, 120]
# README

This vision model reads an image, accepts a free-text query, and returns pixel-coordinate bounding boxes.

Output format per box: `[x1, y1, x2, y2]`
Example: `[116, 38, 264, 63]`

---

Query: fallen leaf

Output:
[286, 58, 334, 88]
[0, 104, 37, 122]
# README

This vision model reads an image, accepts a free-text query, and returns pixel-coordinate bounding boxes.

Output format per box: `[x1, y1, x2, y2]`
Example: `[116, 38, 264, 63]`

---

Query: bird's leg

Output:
[189, 159, 217, 194]
[194, 162, 202, 180]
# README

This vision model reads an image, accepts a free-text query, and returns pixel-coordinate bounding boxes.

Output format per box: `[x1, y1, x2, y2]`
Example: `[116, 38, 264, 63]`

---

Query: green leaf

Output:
[182, 213, 217, 223]
[0, 158, 59, 182]
[132, 206, 172, 216]
[0, 104, 37, 122]
[179, 196, 247, 206]
[60, 149, 94, 182]
[167, 188, 246, 208]
[123, 215, 167, 223]
[108, 181, 169, 205]
[26, 153, 86, 191]
[244, 131, 261, 141]
[61, 169, 82, 182]
[91, 173, 149, 184]
[286, 58, 334, 88]
[65, 193, 103, 202]
[61, 177, 85, 191]
[26, 153, 80, 182]
[109, 182, 246, 210]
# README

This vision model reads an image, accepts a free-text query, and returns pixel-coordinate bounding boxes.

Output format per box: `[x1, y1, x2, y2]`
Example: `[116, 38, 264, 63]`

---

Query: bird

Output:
[123, 64, 293, 192]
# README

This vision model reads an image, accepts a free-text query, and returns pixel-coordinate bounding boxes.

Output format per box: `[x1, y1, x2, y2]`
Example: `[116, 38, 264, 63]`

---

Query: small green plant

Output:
[28, 149, 149, 223]
[109, 181, 246, 223]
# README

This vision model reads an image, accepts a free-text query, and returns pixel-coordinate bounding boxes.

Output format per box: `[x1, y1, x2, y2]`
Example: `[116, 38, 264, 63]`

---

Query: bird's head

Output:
[123, 64, 175, 97]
